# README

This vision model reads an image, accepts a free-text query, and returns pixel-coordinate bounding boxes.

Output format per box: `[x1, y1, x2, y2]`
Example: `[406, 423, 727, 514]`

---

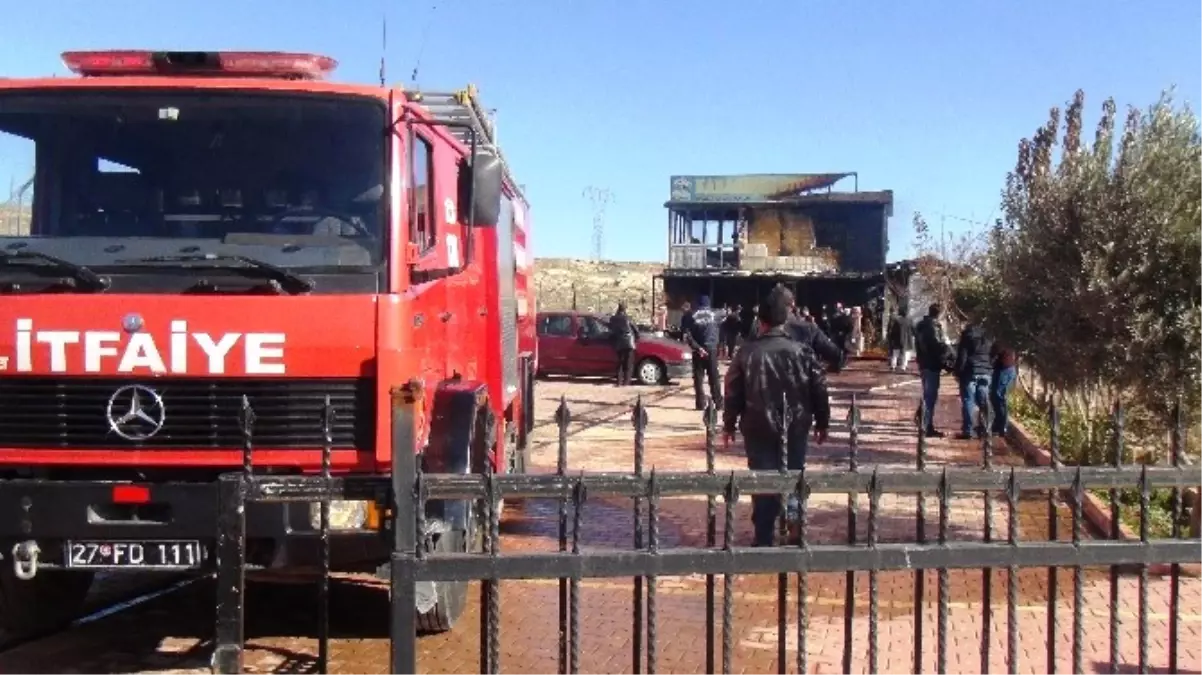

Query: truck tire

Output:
[414, 528, 469, 633]
[0, 567, 94, 638]
[504, 432, 527, 511]
[415, 504, 484, 633]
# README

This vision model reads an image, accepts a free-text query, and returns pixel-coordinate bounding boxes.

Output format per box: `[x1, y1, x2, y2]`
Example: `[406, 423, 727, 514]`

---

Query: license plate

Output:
[65, 540, 204, 569]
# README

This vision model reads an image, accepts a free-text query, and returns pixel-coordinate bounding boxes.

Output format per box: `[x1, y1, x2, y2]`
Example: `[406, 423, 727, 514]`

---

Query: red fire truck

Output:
[0, 51, 536, 638]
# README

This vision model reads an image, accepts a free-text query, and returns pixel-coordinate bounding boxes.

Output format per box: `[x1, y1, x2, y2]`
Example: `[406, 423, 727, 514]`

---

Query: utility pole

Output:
[583, 186, 613, 261]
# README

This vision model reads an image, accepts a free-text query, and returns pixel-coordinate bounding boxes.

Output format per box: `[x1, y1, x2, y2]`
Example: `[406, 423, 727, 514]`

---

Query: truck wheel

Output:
[504, 433, 527, 511]
[0, 567, 94, 638]
[415, 504, 483, 633]
[636, 358, 665, 386]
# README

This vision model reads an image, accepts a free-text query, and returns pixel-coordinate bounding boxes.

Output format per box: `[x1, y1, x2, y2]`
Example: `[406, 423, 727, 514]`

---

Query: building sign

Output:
[669, 174, 852, 202]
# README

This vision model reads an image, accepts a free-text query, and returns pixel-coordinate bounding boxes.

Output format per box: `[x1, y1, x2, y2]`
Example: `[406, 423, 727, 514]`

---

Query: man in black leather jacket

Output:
[914, 304, 954, 437]
[609, 302, 639, 386]
[785, 301, 846, 372]
[722, 287, 830, 547]
[953, 315, 993, 439]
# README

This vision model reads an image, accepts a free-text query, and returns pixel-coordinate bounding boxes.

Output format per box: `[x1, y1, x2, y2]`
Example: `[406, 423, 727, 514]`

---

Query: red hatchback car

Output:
[536, 311, 692, 385]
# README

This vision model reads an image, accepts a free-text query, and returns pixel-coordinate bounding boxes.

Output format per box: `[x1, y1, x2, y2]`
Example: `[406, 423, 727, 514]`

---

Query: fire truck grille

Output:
[0, 377, 375, 450]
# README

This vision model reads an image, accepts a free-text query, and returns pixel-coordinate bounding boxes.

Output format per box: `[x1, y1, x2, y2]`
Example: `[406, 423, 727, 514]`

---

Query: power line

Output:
[409, 1, 440, 84]
[582, 186, 613, 261]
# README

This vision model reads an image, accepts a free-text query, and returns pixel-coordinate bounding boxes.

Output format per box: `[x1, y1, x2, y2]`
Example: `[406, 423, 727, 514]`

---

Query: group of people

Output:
[717, 302, 870, 361]
[667, 287, 847, 547]
[613, 292, 1020, 547]
[902, 303, 1017, 440]
[677, 294, 853, 413]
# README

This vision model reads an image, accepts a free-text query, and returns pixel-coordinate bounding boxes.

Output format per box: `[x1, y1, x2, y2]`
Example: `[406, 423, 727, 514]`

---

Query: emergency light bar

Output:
[61, 50, 338, 80]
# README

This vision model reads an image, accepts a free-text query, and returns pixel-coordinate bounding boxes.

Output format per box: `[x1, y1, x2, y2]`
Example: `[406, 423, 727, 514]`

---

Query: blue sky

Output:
[1, 0, 1198, 262]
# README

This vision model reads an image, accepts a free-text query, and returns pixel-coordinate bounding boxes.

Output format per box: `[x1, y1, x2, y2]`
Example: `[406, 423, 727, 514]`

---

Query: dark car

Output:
[536, 311, 692, 385]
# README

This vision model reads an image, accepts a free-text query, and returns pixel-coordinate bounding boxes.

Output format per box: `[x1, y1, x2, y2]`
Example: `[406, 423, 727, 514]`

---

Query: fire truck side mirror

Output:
[460, 151, 503, 227]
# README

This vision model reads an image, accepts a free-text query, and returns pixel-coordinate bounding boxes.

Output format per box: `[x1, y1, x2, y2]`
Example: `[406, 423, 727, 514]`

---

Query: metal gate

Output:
[212, 384, 1201, 674]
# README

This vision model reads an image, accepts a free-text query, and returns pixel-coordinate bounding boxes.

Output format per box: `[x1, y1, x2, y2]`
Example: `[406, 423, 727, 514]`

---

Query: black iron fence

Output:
[211, 384, 1201, 675]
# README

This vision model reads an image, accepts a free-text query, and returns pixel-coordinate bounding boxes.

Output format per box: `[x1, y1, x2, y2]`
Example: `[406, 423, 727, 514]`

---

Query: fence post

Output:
[390, 380, 424, 675]
[211, 473, 247, 674]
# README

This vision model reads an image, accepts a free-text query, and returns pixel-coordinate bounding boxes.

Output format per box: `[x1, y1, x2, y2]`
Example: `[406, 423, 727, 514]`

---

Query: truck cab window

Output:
[0, 128, 34, 236]
[0, 90, 387, 272]
[411, 134, 435, 250]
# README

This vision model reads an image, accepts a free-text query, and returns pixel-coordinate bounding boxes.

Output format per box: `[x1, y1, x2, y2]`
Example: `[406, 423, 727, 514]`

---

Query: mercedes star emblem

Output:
[106, 384, 166, 441]
[122, 313, 144, 333]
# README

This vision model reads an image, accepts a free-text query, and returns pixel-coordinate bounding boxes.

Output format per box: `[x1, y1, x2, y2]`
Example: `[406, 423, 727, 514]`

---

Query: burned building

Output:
[653, 173, 894, 329]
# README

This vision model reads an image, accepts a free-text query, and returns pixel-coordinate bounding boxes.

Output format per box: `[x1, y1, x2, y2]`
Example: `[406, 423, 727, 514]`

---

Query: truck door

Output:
[405, 129, 449, 381]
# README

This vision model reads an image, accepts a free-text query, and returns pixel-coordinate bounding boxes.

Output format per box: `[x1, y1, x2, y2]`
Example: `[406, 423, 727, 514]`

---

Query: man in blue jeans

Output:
[990, 340, 1018, 436]
[913, 304, 954, 437]
[954, 313, 994, 439]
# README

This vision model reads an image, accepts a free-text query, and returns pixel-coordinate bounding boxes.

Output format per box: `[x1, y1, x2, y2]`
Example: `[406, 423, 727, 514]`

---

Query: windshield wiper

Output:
[0, 250, 111, 292]
[126, 254, 315, 294]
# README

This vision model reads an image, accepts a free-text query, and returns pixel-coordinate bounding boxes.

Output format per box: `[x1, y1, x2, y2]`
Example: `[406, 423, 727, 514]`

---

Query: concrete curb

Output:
[1005, 418, 1200, 578]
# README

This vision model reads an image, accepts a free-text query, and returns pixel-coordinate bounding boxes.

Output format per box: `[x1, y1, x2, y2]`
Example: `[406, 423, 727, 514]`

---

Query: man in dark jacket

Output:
[723, 286, 830, 547]
[721, 306, 743, 359]
[953, 316, 993, 439]
[609, 302, 639, 387]
[914, 304, 954, 437]
[681, 295, 723, 410]
[829, 305, 854, 353]
[816, 305, 832, 337]
[740, 304, 758, 340]
[785, 298, 845, 372]
[886, 308, 915, 372]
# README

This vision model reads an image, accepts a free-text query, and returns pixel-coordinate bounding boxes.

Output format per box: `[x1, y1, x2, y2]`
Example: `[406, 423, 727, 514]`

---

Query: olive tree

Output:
[982, 89, 1201, 439]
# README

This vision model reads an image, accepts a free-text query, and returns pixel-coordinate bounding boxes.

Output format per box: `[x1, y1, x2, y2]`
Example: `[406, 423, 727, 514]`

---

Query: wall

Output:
[533, 258, 663, 323]
[0, 205, 30, 235]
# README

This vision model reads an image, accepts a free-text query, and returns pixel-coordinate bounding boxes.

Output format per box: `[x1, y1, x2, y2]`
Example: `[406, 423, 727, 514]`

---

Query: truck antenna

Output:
[583, 186, 614, 261]
[378, 2, 387, 87]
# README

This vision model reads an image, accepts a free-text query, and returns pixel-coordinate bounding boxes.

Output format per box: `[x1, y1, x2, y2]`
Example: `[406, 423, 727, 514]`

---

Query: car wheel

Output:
[635, 358, 665, 386]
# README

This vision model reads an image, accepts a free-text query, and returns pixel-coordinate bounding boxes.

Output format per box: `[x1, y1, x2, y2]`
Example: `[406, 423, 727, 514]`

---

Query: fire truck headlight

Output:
[309, 500, 372, 531]
[680, 351, 692, 360]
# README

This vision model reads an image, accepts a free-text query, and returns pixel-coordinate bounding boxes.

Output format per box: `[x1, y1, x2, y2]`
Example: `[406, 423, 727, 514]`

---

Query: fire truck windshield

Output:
[0, 89, 386, 270]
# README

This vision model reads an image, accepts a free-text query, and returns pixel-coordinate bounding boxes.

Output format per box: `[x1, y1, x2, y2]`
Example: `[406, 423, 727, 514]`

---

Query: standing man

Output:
[989, 338, 1017, 436]
[722, 286, 830, 547]
[609, 302, 639, 387]
[829, 305, 853, 354]
[681, 295, 723, 410]
[721, 305, 743, 359]
[784, 291, 845, 372]
[914, 304, 954, 438]
[850, 306, 865, 357]
[741, 303, 758, 340]
[886, 307, 915, 372]
[953, 311, 993, 439]
[653, 303, 668, 333]
[816, 305, 831, 338]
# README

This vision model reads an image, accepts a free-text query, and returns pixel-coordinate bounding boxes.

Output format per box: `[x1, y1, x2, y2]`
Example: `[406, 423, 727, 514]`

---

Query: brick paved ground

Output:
[0, 360, 1197, 674]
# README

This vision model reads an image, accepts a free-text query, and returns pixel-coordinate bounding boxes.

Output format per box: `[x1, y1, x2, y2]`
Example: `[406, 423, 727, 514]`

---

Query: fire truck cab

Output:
[0, 51, 536, 636]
